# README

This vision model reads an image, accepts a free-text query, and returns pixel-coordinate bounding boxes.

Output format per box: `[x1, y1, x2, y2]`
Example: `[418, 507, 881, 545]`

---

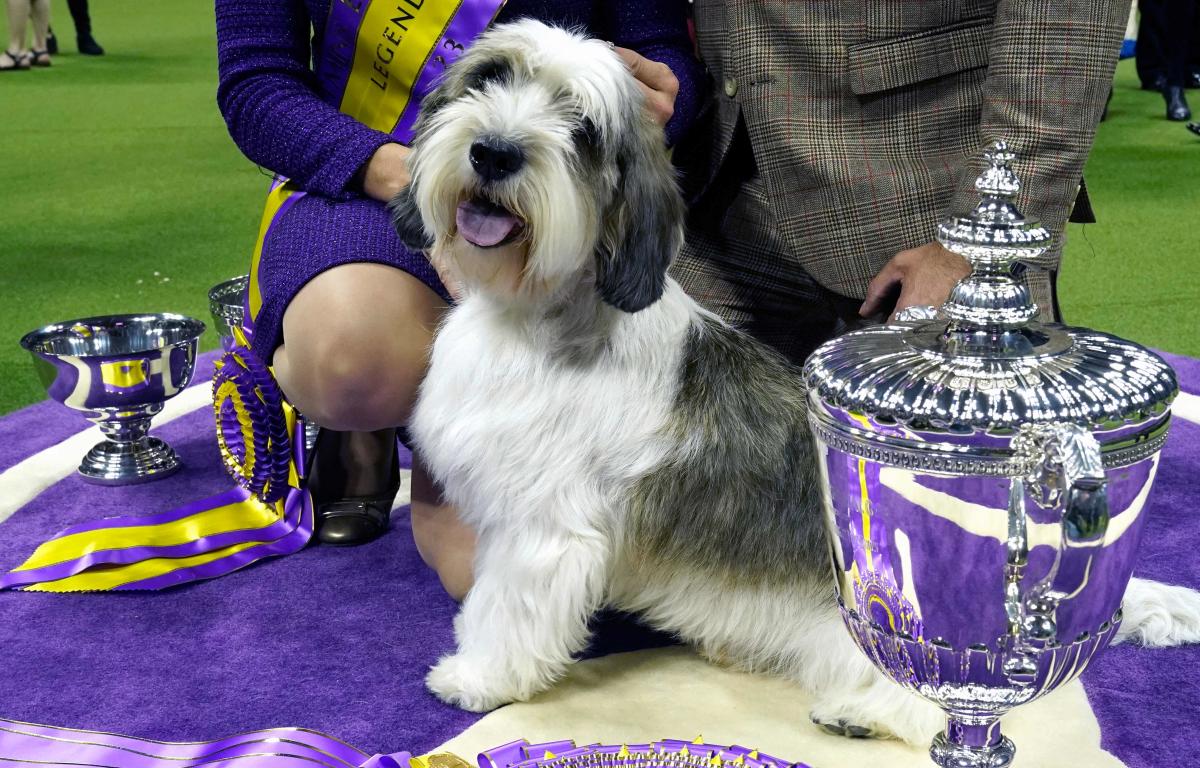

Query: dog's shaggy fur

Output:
[391, 20, 1200, 744]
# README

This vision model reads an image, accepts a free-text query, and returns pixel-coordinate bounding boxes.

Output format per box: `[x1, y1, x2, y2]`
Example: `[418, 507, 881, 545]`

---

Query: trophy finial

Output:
[935, 141, 1052, 333]
[975, 140, 1020, 199]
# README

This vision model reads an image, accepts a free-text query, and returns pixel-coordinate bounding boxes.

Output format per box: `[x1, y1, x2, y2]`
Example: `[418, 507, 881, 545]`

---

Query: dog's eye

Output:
[572, 117, 601, 149]
[465, 59, 510, 91]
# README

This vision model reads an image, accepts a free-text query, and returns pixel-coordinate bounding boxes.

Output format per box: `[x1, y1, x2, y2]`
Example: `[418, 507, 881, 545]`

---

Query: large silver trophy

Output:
[21, 313, 206, 484]
[803, 143, 1176, 767]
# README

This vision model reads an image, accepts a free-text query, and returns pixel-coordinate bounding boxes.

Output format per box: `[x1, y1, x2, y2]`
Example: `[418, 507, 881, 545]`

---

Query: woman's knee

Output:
[273, 264, 445, 430]
[302, 331, 425, 429]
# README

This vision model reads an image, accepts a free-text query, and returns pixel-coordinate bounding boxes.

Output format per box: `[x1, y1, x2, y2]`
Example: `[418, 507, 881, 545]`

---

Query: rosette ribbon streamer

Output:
[0, 0, 504, 592]
[0, 327, 313, 592]
[0, 722, 813, 768]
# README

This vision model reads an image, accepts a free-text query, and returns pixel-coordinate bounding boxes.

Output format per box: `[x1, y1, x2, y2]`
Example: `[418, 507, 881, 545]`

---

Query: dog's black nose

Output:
[469, 137, 524, 182]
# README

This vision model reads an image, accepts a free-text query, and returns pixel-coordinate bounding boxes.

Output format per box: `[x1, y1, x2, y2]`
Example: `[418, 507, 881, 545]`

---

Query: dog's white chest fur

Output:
[411, 287, 693, 534]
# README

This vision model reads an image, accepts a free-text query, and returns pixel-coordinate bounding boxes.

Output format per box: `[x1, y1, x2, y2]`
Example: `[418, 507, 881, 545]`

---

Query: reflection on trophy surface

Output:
[804, 143, 1178, 768]
[208, 274, 250, 352]
[20, 313, 206, 485]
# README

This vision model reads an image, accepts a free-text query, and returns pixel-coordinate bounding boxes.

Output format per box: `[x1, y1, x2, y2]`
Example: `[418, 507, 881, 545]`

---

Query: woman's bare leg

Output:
[411, 455, 476, 601]
[29, 0, 49, 50]
[6, 0, 30, 55]
[272, 263, 476, 587]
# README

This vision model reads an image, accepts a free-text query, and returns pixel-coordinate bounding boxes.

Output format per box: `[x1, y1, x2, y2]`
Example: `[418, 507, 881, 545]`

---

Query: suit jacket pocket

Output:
[846, 17, 993, 96]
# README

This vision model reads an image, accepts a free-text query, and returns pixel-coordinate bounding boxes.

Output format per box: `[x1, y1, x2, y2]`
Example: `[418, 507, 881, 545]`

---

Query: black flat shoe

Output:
[1166, 86, 1191, 121]
[310, 429, 400, 547]
[315, 494, 394, 546]
[46, 30, 57, 55]
[77, 34, 104, 56]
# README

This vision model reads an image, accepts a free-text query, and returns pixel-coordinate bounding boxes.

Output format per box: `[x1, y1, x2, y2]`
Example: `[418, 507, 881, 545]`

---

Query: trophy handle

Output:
[1002, 423, 1109, 684]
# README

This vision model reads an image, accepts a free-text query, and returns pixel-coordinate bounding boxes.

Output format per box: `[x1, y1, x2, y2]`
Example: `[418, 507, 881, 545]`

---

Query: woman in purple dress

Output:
[214, 0, 703, 593]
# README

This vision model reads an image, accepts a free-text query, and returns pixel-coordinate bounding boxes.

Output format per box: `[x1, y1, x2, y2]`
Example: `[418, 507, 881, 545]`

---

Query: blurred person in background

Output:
[1136, 0, 1198, 119]
[2, 0, 51, 70]
[47, 0, 105, 55]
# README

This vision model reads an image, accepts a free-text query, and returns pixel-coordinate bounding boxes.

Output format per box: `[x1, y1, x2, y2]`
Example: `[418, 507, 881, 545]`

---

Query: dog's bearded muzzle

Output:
[455, 136, 527, 249]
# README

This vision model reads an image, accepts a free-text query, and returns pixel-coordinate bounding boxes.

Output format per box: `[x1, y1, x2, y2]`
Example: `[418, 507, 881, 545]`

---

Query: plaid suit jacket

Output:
[686, 0, 1128, 307]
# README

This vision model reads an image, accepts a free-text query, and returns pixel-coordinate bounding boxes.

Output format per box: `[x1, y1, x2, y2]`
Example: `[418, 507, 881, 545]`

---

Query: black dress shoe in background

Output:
[46, 30, 58, 54]
[1143, 73, 1168, 91]
[1166, 86, 1192, 121]
[1189, 71, 1200, 89]
[77, 34, 104, 55]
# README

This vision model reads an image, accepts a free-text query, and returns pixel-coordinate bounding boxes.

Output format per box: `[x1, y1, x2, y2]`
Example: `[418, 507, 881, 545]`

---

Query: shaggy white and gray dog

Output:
[391, 20, 1200, 743]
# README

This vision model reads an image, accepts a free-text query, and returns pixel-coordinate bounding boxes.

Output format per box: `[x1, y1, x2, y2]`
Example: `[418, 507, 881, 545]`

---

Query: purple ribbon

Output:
[0, 487, 312, 591]
[0, 718, 403, 768]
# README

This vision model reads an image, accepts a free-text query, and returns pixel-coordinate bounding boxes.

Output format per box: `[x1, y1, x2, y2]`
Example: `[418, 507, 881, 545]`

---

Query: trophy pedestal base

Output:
[79, 437, 181, 485]
[930, 732, 1015, 768]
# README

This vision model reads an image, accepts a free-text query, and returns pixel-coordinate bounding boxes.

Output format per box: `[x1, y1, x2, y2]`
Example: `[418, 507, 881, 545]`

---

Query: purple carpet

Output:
[0, 351, 1197, 765]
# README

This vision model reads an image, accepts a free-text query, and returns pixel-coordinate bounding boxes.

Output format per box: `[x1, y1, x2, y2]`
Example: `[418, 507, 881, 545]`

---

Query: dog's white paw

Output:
[1115, 577, 1200, 647]
[810, 690, 945, 746]
[426, 654, 524, 712]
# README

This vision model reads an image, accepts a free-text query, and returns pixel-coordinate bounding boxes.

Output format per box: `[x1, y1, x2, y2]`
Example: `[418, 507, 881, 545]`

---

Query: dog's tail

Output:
[1113, 577, 1200, 647]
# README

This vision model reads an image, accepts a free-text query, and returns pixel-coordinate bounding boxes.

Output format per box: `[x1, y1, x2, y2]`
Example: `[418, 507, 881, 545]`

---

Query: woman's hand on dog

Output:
[363, 142, 413, 203]
[614, 47, 678, 127]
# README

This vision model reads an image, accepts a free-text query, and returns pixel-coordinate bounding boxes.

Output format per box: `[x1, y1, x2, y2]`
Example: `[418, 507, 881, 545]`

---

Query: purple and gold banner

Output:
[248, 0, 504, 327]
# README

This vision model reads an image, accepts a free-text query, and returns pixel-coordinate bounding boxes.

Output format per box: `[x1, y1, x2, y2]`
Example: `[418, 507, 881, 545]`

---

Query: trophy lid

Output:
[804, 142, 1177, 434]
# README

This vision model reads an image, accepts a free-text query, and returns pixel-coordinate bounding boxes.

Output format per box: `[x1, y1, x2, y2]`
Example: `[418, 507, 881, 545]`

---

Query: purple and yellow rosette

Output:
[213, 337, 295, 504]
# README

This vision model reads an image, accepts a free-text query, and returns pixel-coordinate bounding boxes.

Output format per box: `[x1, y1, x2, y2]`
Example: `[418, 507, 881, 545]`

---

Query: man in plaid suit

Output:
[664, 0, 1129, 365]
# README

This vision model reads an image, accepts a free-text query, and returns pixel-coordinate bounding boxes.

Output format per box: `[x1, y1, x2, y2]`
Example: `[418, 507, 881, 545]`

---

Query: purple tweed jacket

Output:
[684, 0, 1127, 306]
[215, 0, 705, 201]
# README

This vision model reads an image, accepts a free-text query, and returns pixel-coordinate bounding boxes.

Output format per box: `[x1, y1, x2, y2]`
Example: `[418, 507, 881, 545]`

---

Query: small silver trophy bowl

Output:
[205, 274, 320, 453]
[20, 313, 206, 484]
[208, 274, 249, 351]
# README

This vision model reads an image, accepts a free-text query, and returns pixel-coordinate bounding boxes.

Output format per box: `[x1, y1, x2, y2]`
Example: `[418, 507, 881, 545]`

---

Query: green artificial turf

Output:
[0, 1, 263, 415]
[0, 3, 1197, 415]
[1058, 63, 1200, 349]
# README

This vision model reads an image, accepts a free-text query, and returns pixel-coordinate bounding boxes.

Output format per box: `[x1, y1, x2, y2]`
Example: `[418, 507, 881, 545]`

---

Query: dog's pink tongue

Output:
[456, 199, 521, 247]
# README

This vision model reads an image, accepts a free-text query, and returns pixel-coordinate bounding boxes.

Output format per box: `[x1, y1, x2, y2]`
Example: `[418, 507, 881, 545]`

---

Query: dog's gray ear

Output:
[388, 184, 433, 252]
[595, 125, 685, 313]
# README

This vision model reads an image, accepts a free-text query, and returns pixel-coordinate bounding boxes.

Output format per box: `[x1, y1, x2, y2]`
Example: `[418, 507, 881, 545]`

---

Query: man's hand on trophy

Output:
[860, 242, 971, 322]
